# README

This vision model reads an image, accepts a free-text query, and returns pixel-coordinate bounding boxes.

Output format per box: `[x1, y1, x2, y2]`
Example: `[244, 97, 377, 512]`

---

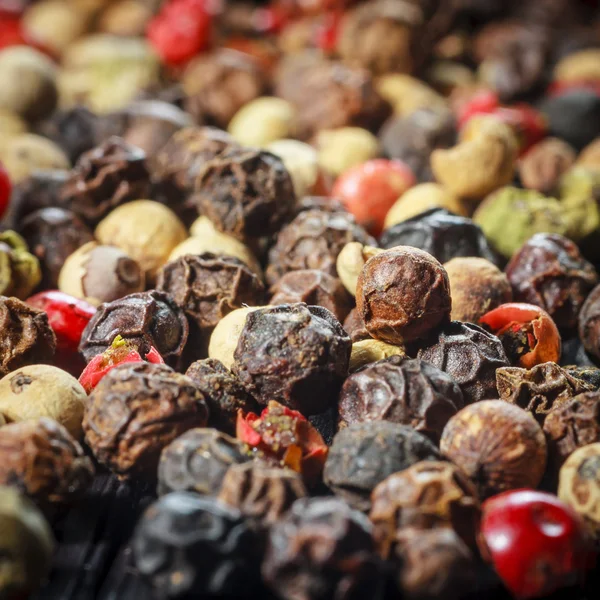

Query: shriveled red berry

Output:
[480, 302, 561, 368]
[480, 489, 593, 599]
[0, 161, 12, 219]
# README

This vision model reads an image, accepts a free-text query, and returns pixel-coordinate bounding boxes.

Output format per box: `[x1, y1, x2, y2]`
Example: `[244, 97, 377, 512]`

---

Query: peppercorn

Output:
[158, 428, 251, 496]
[83, 362, 209, 480]
[262, 496, 386, 600]
[185, 358, 259, 435]
[233, 304, 350, 415]
[440, 400, 547, 499]
[315, 127, 379, 178]
[0, 417, 94, 506]
[267, 139, 322, 199]
[133, 492, 260, 598]
[9, 170, 69, 225]
[578, 283, 600, 363]
[0, 230, 41, 300]
[343, 306, 370, 342]
[324, 421, 441, 512]
[79, 290, 189, 370]
[379, 209, 500, 266]
[339, 356, 463, 443]
[506, 233, 598, 331]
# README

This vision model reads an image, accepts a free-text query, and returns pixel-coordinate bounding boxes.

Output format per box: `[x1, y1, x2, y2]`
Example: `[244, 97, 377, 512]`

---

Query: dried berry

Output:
[324, 421, 441, 512]
[269, 269, 352, 323]
[0, 418, 93, 506]
[236, 401, 328, 486]
[496, 362, 595, 424]
[157, 253, 265, 361]
[58, 137, 151, 226]
[83, 362, 209, 480]
[0, 296, 56, 378]
[578, 283, 600, 363]
[440, 400, 547, 499]
[217, 461, 307, 526]
[506, 233, 598, 331]
[344, 307, 370, 342]
[233, 304, 351, 415]
[370, 461, 481, 554]
[133, 492, 260, 598]
[262, 496, 385, 600]
[158, 428, 251, 496]
[194, 147, 296, 241]
[19, 207, 94, 290]
[379, 209, 500, 266]
[266, 209, 376, 286]
[338, 357, 463, 443]
[79, 290, 189, 370]
[417, 321, 510, 404]
[0, 231, 41, 300]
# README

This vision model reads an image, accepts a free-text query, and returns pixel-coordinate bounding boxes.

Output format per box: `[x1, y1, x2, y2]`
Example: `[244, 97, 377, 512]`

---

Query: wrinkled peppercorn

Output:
[379, 209, 500, 266]
[506, 233, 598, 331]
[324, 421, 441, 512]
[0, 296, 56, 377]
[267, 209, 376, 286]
[564, 365, 600, 388]
[338, 357, 464, 443]
[262, 496, 385, 600]
[157, 253, 265, 361]
[185, 358, 258, 435]
[269, 269, 353, 323]
[217, 461, 308, 526]
[578, 284, 600, 364]
[370, 461, 481, 554]
[233, 304, 350, 415]
[440, 400, 547, 499]
[79, 290, 189, 370]
[19, 207, 94, 290]
[158, 428, 251, 496]
[194, 147, 296, 241]
[83, 362, 209, 480]
[496, 362, 595, 424]
[0, 418, 94, 507]
[58, 137, 151, 226]
[133, 492, 260, 598]
[418, 321, 510, 404]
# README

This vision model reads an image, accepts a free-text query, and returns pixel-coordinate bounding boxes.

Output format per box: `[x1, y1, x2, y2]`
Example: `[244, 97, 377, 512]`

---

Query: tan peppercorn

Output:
[431, 115, 518, 201]
[440, 400, 547, 499]
[0, 365, 87, 440]
[377, 74, 447, 117]
[554, 50, 600, 83]
[95, 200, 187, 283]
[519, 138, 577, 195]
[266, 139, 321, 198]
[349, 338, 406, 372]
[336, 242, 383, 296]
[0, 108, 27, 138]
[578, 138, 600, 171]
[315, 127, 380, 177]
[97, 0, 152, 37]
[444, 257, 512, 323]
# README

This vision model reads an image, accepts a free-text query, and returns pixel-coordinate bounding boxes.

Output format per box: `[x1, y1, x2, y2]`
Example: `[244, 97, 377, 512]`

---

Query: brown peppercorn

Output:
[370, 461, 481, 554]
[158, 428, 251, 496]
[58, 136, 151, 226]
[83, 362, 209, 480]
[266, 209, 376, 286]
[505, 233, 598, 331]
[9, 170, 69, 225]
[496, 362, 595, 424]
[0, 418, 94, 506]
[418, 321, 509, 404]
[217, 462, 307, 526]
[58, 242, 145, 306]
[194, 147, 296, 241]
[444, 257, 512, 323]
[182, 49, 267, 129]
[157, 253, 265, 361]
[440, 400, 547, 499]
[19, 207, 94, 289]
[519, 137, 577, 195]
[233, 304, 351, 415]
[269, 269, 353, 323]
[343, 306, 370, 341]
[0, 297, 56, 378]
[578, 283, 600, 362]
[338, 357, 464, 443]
[79, 290, 189, 370]
[357, 247, 452, 345]
[185, 358, 259, 435]
[544, 392, 600, 481]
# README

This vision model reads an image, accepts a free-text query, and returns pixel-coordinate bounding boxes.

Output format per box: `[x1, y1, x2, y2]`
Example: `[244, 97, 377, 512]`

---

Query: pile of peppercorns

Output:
[1, 0, 600, 599]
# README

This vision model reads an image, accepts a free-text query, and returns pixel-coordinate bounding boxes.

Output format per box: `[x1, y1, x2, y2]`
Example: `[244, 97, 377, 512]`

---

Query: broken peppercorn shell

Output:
[336, 241, 383, 296]
[349, 338, 406, 372]
[440, 400, 547, 499]
[0, 365, 87, 439]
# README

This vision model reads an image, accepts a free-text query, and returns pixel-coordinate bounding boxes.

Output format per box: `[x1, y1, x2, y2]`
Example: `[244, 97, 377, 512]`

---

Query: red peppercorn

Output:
[0, 16, 25, 49]
[480, 489, 593, 599]
[314, 11, 342, 53]
[480, 302, 561, 368]
[332, 159, 416, 236]
[0, 161, 11, 219]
